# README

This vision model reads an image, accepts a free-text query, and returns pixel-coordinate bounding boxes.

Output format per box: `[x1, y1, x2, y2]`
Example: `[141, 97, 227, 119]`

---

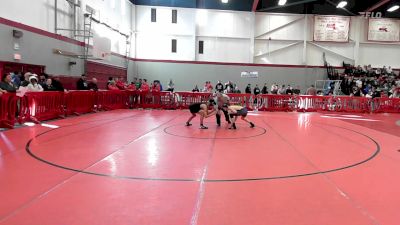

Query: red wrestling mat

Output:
[0, 110, 399, 225]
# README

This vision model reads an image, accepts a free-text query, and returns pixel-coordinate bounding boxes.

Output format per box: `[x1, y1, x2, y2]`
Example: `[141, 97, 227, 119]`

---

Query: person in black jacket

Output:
[261, 83, 268, 94]
[215, 81, 224, 93]
[87, 78, 99, 91]
[43, 78, 57, 91]
[245, 84, 251, 94]
[52, 77, 65, 91]
[0, 73, 17, 92]
[76, 74, 88, 90]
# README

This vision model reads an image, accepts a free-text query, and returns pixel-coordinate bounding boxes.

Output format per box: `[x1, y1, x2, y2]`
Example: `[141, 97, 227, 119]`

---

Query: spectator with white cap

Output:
[26, 75, 43, 92]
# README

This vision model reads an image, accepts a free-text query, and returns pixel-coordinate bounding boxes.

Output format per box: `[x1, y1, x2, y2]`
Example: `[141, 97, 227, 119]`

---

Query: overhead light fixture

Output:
[337, 1, 347, 8]
[278, 0, 287, 6]
[221, 0, 228, 3]
[388, 5, 400, 12]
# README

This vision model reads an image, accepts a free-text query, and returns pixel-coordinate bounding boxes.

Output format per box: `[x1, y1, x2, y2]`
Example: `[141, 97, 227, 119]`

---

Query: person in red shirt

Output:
[140, 79, 150, 92]
[116, 77, 126, 90]
[107, 81, 120, 91]
[126, 82, 137, 91]
[152, 82, 161, 92]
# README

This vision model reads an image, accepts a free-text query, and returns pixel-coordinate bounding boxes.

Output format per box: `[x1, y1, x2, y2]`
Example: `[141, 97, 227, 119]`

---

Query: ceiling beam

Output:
[365, 0, 391, 12]
[252, 0, 260, 12]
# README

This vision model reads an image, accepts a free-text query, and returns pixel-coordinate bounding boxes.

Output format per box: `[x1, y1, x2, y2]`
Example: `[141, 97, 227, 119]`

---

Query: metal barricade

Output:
[96, 90, 130, 110]
[372, 98, 400, 113]
[65, 91, 96, 115]
[0, 93, 18, 128]
[227, 93, 254, 110]
[297, 95, 334, 112]
[175, 92, 212, 109]
[257, 94, 294, 111]
[19, 92, 65, 123]
[334, 96, 370, 113]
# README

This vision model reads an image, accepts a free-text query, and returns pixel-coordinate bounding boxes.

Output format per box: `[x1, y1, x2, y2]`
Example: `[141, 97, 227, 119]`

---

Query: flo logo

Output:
[359, 12, 383, 19]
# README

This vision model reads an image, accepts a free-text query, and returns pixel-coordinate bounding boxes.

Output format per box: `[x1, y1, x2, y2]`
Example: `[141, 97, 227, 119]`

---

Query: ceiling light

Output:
[221, 0, 228, 3]
[388, 5, 400, 12]
[337, 1, 347, 8]
[278, 0, 287, 6]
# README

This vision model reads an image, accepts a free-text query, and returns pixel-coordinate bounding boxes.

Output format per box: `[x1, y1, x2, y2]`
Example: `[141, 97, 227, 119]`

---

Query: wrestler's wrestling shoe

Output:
[200, 125, 208, 129]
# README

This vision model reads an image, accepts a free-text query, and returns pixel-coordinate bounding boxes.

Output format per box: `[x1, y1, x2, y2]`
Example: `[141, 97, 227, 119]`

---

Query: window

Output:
[172, 39, 177, 53]
[151, 8, 156, 22]
[172, 10, 177, 23]
[199, 41, 204, 54]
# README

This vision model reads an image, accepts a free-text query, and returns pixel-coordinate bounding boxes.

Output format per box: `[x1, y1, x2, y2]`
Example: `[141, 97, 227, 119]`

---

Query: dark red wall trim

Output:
[0, 17, 84, 46]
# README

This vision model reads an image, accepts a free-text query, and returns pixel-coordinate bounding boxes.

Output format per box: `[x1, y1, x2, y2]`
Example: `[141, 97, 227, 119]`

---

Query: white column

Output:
[302, 14, 308, 65]
[353, 17, 361, 66]
[249, 12, 255, 63]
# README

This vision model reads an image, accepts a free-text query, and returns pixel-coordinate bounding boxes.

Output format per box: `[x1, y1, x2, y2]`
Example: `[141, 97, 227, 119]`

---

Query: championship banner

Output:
[313, 15, 350, 42]
[368, 18, 400, 42]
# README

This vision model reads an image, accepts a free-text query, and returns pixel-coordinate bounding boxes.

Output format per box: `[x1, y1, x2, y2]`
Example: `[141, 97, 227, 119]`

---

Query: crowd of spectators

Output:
[335, 64, 400, 98]
[0, 72, 65, 96]
[191, 80, 313, 96]
[98, 77, 175, 93]
[2, 64, 399, 100]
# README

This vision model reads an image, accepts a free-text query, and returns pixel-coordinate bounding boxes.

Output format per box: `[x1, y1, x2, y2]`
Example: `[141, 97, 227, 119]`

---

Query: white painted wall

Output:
[135, 6, 253, 63]
[0, 0, 133, 57]
[1, 1, 400, 69]
[135, 6, 196, 60]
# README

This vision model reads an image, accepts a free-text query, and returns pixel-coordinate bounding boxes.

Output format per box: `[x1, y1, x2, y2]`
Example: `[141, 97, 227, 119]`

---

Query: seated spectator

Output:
[245, 84, 251, 94]
[76, 74, 88, 90]
[234, 86, 241, 93]
[11, 71, 22, 88]
[286, 85, 293, 95]
[306, 85, 317, 95]
[107, 80, 120, 91]
[0, 73, 17, 92]
[43, 78, 57, 91]
[52, 77, 65, 91]
[270, 83, 278, 94]
[39, 73, 48, 87]
[87, 78, 99, 91]
[390, 87, 400, 98]
[278, 85, 286, 95]
[253, 84, 261, 95]
[27, 76, 43, 92]
[261, 83, 268, 94]
[293, 85, 301, 95]
[192, 85, 200, 92]
[387, 66, 393, 74]
[20, 72, 32, 87]
[166, 79, 175, 92]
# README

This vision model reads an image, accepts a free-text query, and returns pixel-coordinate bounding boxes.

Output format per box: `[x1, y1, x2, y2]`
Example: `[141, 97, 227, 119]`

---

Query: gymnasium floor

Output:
[0, 109, 399, 225]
